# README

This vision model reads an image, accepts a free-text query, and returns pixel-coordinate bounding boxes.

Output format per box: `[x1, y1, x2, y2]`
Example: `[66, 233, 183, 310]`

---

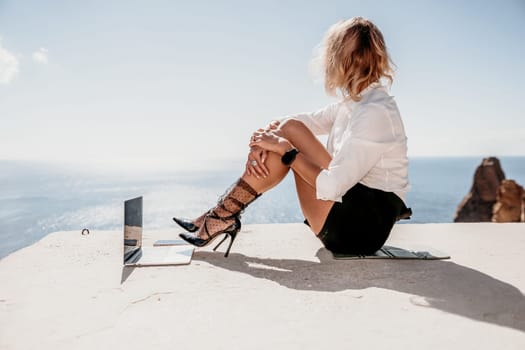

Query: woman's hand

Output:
[265, 120, 280, 131]
[244, 120, 283, 178]
[246, 146, 269, 178]
[249, 130, 293, 156]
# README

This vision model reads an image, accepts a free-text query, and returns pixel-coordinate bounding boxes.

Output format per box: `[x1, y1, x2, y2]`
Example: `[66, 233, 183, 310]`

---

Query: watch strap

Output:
[281, 148, 299, 166]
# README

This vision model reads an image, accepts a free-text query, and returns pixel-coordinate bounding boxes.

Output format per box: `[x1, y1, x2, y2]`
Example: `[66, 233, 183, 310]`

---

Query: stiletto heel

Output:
[223, 231, 238, 258]
[213, 234, 229, 251]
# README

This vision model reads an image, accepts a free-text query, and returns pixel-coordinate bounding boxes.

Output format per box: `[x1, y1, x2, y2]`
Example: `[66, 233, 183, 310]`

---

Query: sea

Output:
[1, 157, 524, 259]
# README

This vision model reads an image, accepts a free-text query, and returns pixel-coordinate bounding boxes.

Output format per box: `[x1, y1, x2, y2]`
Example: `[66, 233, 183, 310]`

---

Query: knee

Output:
[279, 119, 307, 139]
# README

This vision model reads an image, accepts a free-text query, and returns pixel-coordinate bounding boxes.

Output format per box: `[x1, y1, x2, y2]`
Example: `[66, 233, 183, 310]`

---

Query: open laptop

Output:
[123, 196, 194, 266]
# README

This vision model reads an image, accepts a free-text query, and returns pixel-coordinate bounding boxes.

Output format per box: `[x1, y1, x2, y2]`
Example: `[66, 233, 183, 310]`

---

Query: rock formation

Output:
[454, 157, 505, 222]
[492, 180, 525, 223]
[523, 198, 525, 222]
[455, 157, 525, 223]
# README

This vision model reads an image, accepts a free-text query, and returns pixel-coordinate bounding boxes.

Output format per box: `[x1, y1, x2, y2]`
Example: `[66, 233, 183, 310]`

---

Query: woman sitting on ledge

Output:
[175, 17, 411, 257]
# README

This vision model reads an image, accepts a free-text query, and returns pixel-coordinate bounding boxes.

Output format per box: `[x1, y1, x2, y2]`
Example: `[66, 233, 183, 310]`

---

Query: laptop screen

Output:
[124, 196, 143, 263]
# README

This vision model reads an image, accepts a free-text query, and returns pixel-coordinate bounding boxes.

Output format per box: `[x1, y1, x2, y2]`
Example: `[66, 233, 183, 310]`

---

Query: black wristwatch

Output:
[281, 148, 299, 166]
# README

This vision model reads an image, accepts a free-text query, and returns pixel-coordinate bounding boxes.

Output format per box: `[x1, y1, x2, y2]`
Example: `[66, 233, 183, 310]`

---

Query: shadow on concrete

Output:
[193, 248, 525, 333]
[121, 266, 136, 284]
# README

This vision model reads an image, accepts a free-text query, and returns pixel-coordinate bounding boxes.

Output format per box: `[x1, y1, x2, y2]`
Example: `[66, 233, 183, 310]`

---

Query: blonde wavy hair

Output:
[319, 17, 394, 101]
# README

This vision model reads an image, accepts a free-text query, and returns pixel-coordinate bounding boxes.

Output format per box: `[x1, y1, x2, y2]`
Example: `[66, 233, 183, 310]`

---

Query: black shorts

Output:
[315, 183, 410, 255]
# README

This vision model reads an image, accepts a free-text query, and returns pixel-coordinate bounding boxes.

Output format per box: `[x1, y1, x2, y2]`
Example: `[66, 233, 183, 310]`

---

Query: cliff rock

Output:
[454, 157, 505, 222]
[492, 179, 525, 223]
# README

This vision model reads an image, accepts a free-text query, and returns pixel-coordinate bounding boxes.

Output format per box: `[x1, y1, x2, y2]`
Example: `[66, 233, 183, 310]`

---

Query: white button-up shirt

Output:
[282, 83, 409, 203]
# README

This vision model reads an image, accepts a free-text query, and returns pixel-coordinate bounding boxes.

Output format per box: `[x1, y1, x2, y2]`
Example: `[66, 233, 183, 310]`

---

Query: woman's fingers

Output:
[247, 159, 265, 179]
[263, 120, 280, 132]
[253, 151, 269, 176]
[253, 159, 267, 178]
[252, 121, 280, 142]
[250, 131, 264, 145]
[247, 145, 270, 178]
[250, 132, 278, 152]
[261, 149, 268, 164]
[251, 131, 269, 143]
[245, 159, 254, 177]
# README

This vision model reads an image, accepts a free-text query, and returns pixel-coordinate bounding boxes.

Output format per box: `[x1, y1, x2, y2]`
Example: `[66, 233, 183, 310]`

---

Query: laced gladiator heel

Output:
[178, 178, 260, 257]
[179, 213, 241, 257]
[174, 181, 259, 233]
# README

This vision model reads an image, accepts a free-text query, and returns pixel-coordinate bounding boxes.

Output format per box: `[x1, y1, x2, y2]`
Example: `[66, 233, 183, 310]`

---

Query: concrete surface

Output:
[1, 223, 524, 349]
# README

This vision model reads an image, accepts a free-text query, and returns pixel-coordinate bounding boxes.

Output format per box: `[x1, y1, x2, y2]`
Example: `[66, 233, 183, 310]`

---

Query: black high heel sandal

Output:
[172, 216, 199, 232]
[179, 214, 241, 258]
[176, 178, 260, 257]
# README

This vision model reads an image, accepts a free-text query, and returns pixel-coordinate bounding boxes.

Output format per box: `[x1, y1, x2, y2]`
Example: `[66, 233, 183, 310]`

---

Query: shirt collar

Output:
[360, 81, 383, 97]
[344, 81, 384, 108]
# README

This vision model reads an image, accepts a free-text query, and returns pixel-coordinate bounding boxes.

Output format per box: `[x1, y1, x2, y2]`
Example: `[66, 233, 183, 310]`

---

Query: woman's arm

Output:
[315, 104, 398, 202]
[251, 103, 399, 202]
[278, 102, 339, 136]
[247, 103, 338, 177]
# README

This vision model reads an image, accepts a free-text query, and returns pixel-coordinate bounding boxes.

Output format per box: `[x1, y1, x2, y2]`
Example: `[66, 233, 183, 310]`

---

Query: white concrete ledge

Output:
[1, 223, 525, 349]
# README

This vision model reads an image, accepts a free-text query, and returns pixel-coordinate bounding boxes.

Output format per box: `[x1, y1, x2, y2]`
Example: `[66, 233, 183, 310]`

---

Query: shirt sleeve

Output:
[278, 102, 339, 135]
[315, 103, 397, 202]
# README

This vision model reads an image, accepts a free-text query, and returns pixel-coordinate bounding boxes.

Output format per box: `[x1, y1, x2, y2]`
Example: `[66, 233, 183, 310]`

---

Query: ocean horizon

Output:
[1, 156, 524, 259]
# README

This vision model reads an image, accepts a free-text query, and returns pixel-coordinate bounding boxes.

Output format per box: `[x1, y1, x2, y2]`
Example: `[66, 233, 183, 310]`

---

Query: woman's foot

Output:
[173, 211, 208, 232]
[192, 209, 237, 240]
[177, 177, 259, 235]
[179, 213, 241, 257]
[192, 212, 208, 228]
[178, 178, 260, 257]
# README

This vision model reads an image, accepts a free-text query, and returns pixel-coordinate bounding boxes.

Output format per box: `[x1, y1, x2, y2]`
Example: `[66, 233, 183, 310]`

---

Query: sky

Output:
[0, 0, 524, 171]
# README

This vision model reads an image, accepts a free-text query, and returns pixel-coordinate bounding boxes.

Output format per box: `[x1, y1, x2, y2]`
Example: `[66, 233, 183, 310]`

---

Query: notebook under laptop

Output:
[123, 196, 194, 266]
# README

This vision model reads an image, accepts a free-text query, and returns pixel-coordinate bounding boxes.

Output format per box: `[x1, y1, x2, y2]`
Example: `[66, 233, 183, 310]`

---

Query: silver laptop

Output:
[123, 196, 194, 266]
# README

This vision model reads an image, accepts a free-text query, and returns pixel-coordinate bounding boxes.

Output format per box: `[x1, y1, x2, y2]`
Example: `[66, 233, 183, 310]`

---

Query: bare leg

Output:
[186, 137, 294, 229]
[293, 172, 333, 234]
[186, 153, 290, 231]
[278, 119, 335, 234]
[241, 152, 290, 193]
[245, 119, 335, 234]
[191, 119, 334, 239]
